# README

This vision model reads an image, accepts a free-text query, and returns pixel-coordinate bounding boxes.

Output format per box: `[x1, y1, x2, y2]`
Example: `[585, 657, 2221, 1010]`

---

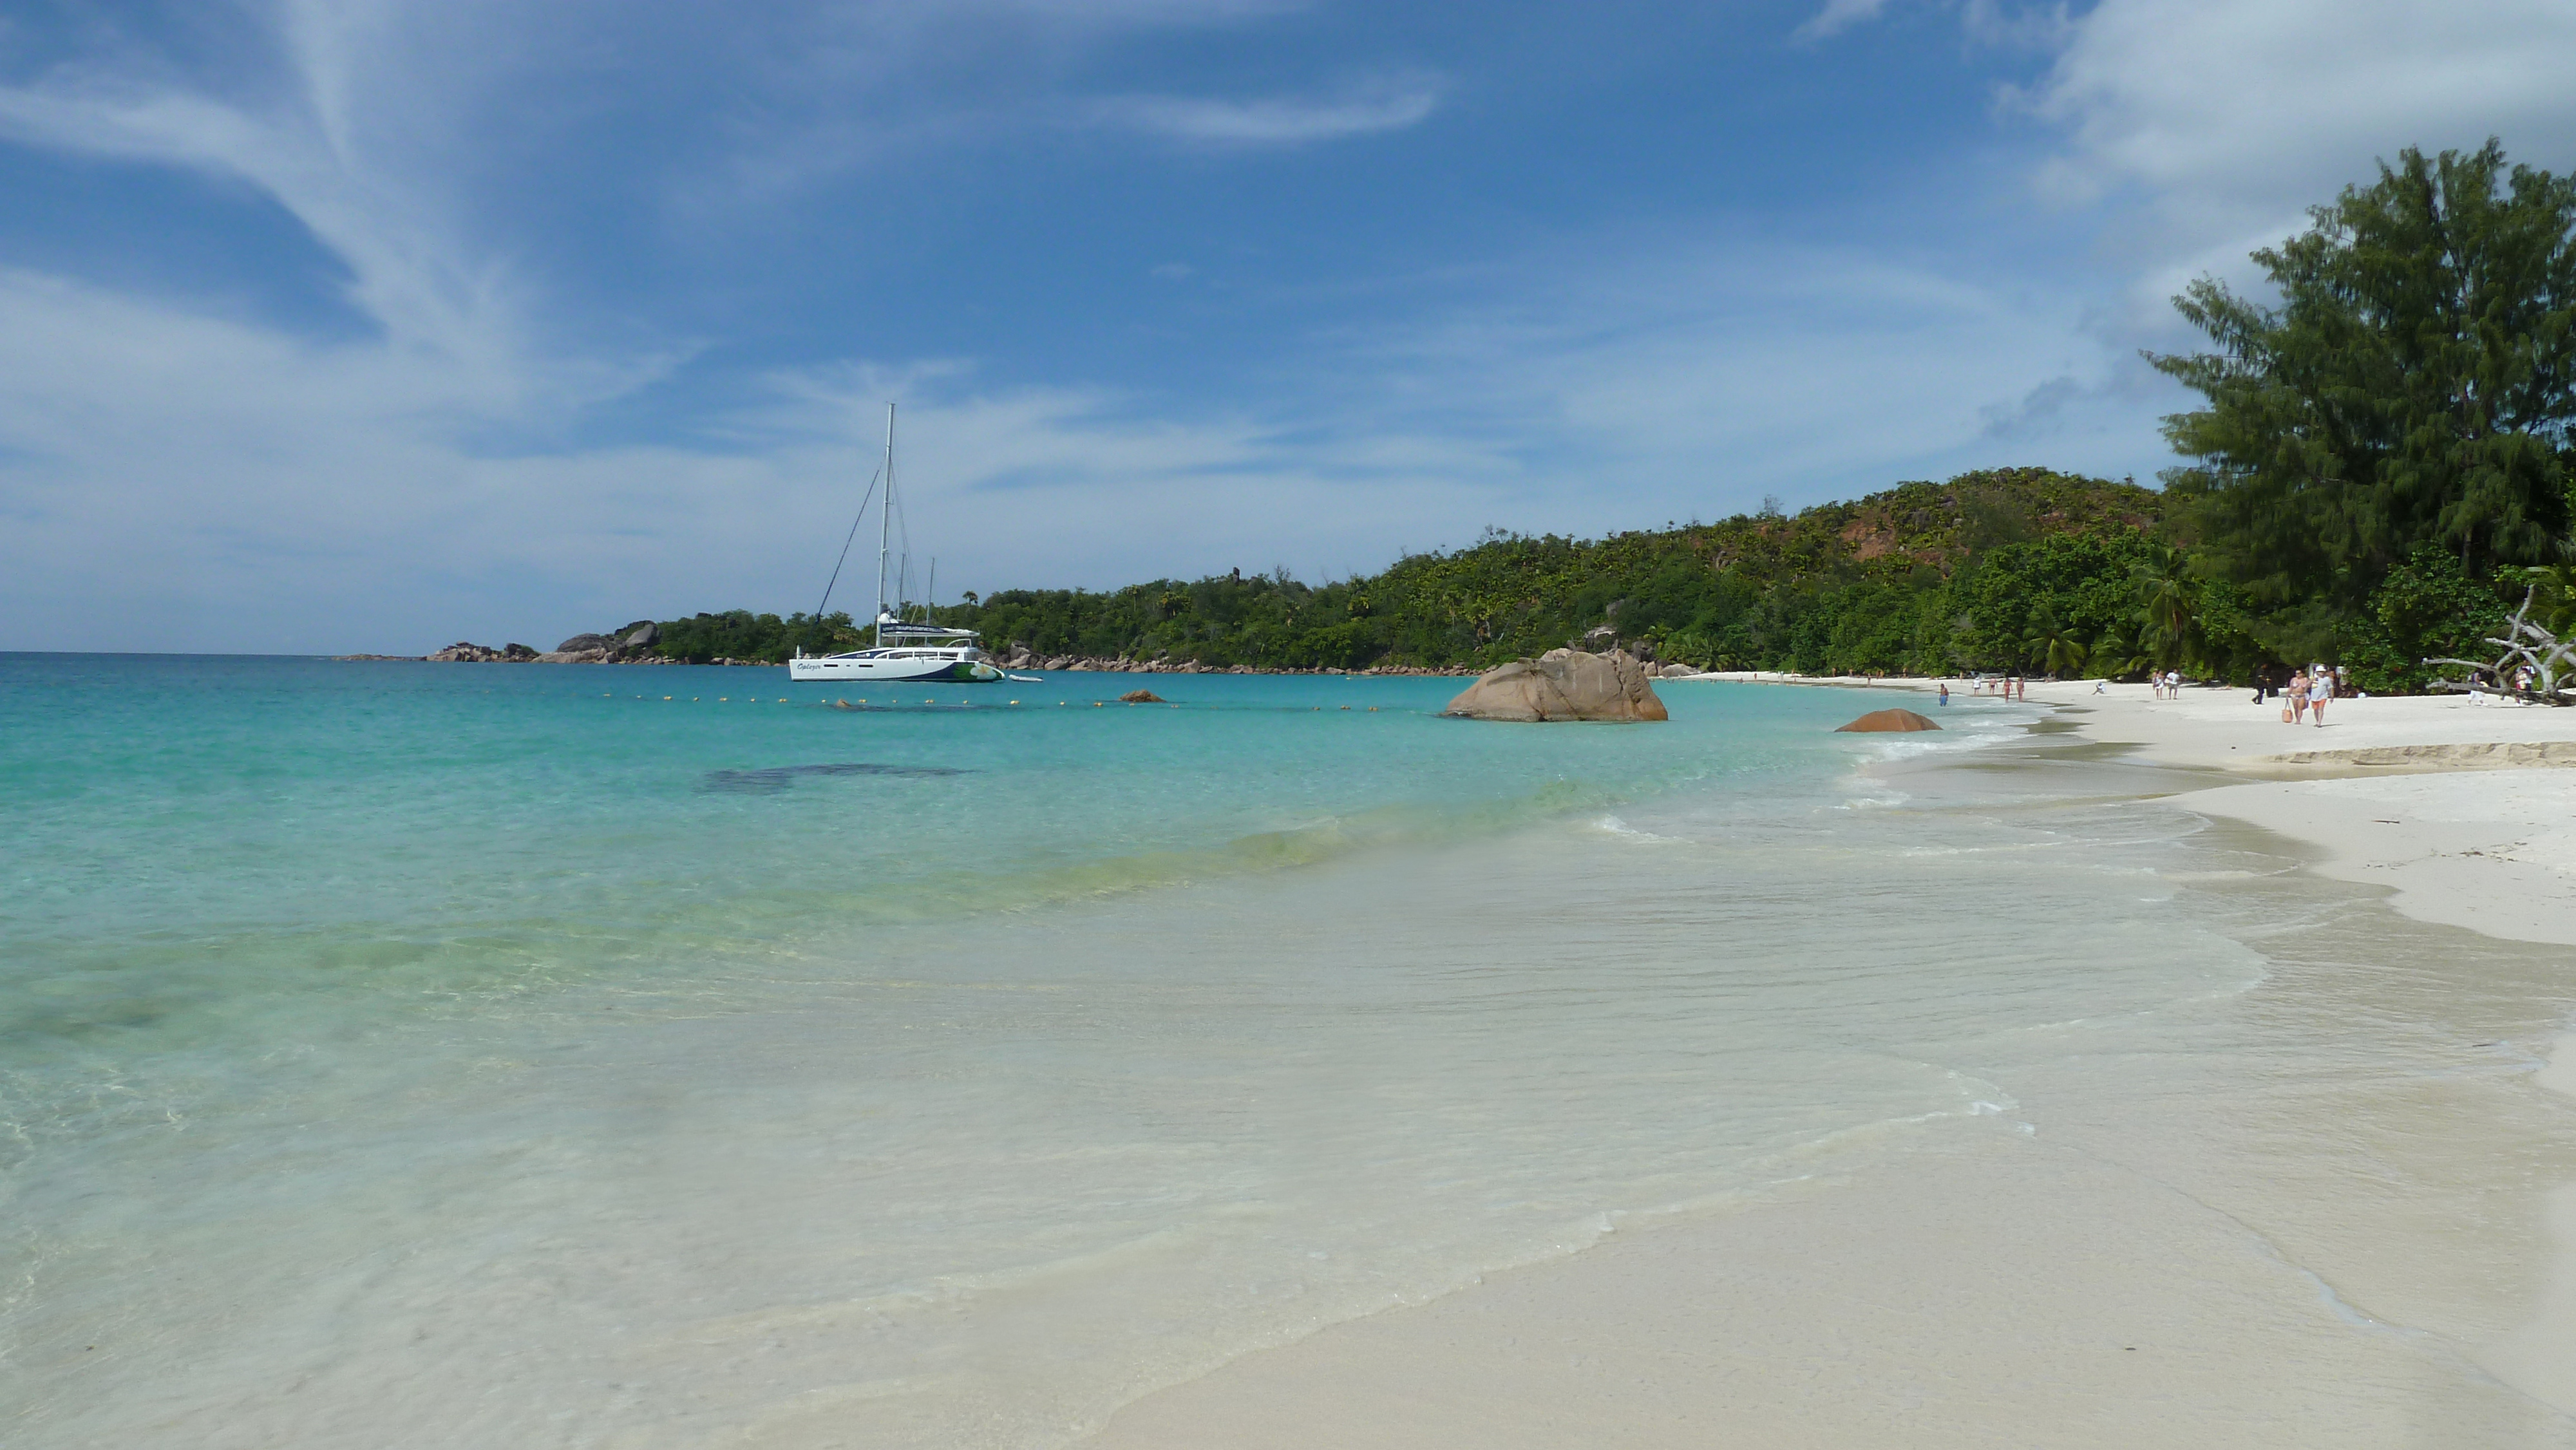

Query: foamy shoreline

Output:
[1084, 677, 2576, 1449]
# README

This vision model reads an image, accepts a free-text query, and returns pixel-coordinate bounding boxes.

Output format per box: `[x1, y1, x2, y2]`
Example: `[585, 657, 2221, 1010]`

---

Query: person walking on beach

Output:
[2289, 670, 2309, 722]
[2308, 666, 2333, 726]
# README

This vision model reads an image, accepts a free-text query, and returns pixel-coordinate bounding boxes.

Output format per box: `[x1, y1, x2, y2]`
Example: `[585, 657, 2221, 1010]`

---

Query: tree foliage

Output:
[2154, 140, 2576, 642]
[653, 610, 862, 663]
[658, 469, 2183, 677]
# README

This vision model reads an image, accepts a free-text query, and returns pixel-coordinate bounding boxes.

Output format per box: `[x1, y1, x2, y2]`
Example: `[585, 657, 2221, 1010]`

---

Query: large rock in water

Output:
[1444, 649, 1668, 722]
[1835, 708, 1940, 733]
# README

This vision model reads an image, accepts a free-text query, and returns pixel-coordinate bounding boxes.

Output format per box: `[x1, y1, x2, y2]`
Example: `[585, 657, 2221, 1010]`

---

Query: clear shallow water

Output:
[7, 657, 2564, 1447]
[2, 655, 1926, 1060]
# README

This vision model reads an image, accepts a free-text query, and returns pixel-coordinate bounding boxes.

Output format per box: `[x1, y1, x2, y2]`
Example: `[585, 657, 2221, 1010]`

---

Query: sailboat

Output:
[788, 404, 1006, 685]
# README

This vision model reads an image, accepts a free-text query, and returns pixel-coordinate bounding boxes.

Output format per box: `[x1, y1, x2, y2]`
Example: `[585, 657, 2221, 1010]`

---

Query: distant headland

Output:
[345, 458, 2553, 695]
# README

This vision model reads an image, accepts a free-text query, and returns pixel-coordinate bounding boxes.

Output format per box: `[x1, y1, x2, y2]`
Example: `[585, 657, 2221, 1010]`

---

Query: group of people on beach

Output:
[1949, 673, 2024, 701]
[2466, 664, 2543, 704]
[1926, 670, 2358, 728]
[2255, 664, 2347, 726]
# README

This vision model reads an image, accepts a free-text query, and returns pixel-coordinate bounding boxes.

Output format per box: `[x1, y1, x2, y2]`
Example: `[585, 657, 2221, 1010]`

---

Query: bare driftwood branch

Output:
[2423, 588, 2576, 704]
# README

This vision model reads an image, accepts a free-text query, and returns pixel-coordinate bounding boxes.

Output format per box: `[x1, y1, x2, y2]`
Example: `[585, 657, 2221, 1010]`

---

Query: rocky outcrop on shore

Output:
[1443, 649, 1668, 722]
[535, 621, 661, 663]
[427, 641, 540, 662]
[408, 622, 674, 664]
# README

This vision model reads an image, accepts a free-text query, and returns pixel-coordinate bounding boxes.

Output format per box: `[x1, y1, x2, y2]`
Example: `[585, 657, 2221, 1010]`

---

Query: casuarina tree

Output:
[2152, 140, 2576, 647]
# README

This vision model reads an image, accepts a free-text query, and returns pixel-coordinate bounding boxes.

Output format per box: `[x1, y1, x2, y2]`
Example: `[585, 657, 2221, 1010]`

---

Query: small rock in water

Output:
[1119, 689, 1166, 704]
[1833, 708, 1940, 733]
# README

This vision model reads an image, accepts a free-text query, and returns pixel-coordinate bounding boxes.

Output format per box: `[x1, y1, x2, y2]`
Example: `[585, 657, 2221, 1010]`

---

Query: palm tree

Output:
[2022, 606, 2089, 678]
[2132, 543, 2202, 672]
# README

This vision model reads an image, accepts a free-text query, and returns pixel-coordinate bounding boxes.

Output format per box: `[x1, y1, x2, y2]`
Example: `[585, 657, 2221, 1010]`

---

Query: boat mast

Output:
[874, 402, 894, 645]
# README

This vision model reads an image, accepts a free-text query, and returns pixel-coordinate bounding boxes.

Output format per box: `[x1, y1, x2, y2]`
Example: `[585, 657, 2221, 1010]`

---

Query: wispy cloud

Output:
[1090, 74, 1443, 146]
[0, 11, 525, 375]
[1794, 0, 1894, 42]
[1796, 0, 2069, 46]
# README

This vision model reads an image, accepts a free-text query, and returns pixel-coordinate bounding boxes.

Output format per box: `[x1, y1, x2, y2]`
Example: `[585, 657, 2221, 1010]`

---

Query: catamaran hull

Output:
[787, 656, 1005, 684]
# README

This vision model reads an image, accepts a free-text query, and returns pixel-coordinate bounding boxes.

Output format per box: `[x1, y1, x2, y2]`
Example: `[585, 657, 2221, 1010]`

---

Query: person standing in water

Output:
[1938, 681, 1950, 706]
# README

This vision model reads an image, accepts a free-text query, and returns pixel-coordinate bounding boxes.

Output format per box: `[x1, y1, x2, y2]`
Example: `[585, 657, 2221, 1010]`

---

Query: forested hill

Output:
[653, 467, 2219, 680]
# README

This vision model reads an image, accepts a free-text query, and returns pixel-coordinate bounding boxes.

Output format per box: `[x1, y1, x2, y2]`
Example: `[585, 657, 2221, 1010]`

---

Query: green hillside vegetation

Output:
[655, 468, 2231, 679]
[647, 459, 2535, 689]
[648, 143, 2576, 693]
[924, 467, 2183, 677]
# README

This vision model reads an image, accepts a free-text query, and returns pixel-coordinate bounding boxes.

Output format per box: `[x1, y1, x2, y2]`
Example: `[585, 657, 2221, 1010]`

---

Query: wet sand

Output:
[1083, 681, 2576, 1449]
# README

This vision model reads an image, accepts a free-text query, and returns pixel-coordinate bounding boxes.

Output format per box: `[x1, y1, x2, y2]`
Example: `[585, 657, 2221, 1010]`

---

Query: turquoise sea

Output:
[7, 655, 2566, 1447]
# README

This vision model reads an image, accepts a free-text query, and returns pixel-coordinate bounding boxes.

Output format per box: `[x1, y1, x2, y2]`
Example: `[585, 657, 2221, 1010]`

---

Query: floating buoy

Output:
[1010, 700, 1019, 705]
[663, 696, 672, 701]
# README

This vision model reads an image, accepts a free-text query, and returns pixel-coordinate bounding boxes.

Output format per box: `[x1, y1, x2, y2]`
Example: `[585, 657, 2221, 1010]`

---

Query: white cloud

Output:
[1794, 0, 1894, 42]
[2020, 0, 2576, 245]
[1091, 75, 1442, 146]
[1797, 0, 2066, 46]
[1799, 1, 2576, 254]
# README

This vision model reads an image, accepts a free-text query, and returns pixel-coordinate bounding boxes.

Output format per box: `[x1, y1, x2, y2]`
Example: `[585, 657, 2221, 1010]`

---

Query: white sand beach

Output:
[1086, 680, 2576, 1450]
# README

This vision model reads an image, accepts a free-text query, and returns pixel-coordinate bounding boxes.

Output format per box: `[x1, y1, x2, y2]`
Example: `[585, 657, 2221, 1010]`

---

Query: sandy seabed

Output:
[1084, 681, 2576, 1450]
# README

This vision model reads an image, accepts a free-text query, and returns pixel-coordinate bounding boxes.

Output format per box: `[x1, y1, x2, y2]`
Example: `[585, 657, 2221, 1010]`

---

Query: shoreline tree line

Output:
[649, 142, 2576, 693]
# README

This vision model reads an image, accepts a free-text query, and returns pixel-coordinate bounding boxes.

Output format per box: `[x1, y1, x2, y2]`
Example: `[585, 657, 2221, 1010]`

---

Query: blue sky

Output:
[5, 1, 2575, 652]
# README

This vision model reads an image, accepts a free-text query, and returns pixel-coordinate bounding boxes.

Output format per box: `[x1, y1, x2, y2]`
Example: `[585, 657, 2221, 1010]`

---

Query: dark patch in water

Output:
[703, 762, 968, 794]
